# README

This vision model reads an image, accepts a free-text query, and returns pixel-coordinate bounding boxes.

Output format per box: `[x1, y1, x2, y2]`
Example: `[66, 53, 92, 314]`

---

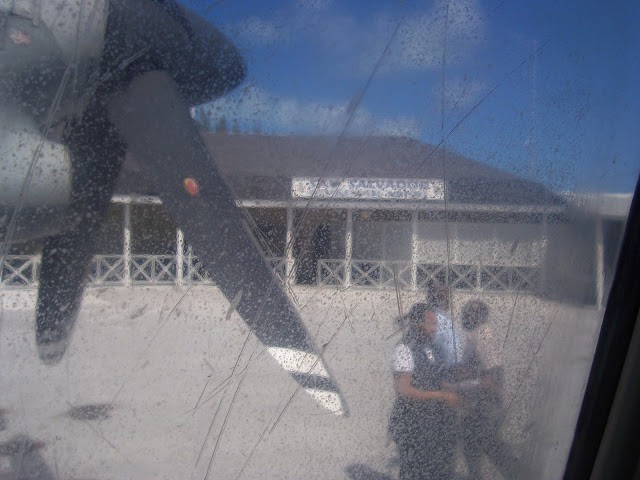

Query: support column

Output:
[411, 209, 418, 290]
[540, 213, 548, 293]
[344, 209, 353, 287]
[596, 217, 605, 310]
[186, 246, 193, 283]
[285, 206, 294, 282]
[123, 203, 132, 286]
[176, 228, 185, 286]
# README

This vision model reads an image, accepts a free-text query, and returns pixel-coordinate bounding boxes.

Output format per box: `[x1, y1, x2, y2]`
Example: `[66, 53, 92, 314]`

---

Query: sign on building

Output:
[291, 177, 445, 201]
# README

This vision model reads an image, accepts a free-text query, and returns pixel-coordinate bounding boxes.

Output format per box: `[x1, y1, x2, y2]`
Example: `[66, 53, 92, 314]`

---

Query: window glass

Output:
[0, 1, 638, 479]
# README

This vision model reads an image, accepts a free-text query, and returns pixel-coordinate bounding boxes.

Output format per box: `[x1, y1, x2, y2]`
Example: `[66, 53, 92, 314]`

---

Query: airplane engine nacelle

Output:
[0, 3, 83, 243]
[0, 0, 246, 244]
[0, 106, 74, 242]
[0, 107, 72, 209]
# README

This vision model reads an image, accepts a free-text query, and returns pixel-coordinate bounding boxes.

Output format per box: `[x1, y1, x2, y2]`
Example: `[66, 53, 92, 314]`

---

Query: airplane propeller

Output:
[2, 0, 348, 416]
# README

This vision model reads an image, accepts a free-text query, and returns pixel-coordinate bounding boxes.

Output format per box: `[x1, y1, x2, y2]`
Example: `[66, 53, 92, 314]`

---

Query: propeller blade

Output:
[108, 71, 348, 415]
[35, 101, 126, 364]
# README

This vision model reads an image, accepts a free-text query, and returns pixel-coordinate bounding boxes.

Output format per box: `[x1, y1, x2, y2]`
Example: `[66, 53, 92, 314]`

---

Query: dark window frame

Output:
[564, 177, 640, 479]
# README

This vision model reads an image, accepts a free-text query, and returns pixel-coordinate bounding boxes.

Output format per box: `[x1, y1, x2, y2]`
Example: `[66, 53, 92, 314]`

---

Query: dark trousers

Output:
[461, 408, 522, 480]
[392, 409, 457, 480]
[397, 433, 455, 480]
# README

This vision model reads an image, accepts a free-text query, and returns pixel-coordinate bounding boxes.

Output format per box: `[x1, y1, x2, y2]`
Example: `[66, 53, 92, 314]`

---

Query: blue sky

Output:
[182, 0, 639, 193]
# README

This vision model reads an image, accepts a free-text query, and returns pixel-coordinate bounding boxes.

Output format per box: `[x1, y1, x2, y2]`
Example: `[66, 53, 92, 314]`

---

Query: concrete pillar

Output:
[540, 213, 548, 293]
[345, 209, 353, 287]
[285, 206, 294, 282]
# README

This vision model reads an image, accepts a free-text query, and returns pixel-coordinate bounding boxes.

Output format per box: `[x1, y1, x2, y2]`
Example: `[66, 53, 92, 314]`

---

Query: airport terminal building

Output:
[1, 133, 629, 308]
[0, 132, 631, 479]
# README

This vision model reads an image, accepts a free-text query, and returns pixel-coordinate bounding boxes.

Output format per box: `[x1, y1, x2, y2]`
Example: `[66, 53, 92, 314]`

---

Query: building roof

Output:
[116, 132, 564, 209]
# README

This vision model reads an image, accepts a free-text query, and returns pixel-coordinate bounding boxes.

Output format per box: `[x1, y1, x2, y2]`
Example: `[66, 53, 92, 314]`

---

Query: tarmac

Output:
[0, 285, 602, 479]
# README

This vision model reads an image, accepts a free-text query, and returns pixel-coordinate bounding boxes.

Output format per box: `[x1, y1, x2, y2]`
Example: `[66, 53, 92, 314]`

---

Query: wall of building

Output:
[4, 199, 626, 310]
[415, 222, 546, 266]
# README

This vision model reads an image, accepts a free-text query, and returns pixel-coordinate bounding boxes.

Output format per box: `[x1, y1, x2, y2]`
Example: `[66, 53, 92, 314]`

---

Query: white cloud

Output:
[233, 16, 285, 46]
[296, 0, 332, 10]
[227, 0, 485, 72]
[229, 0, 332, 48]
[197, 85, 420, 138]
[387, 0, 486, 70]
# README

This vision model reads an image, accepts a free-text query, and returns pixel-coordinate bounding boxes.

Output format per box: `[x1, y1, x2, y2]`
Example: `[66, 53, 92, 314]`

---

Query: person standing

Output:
[389, 303, 461, 480]
[456, 300, 524, 480]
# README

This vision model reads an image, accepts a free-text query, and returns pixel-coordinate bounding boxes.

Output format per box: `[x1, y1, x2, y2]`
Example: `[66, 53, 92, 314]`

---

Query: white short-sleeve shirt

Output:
[392, 343, 414, 373]
[435, 309, 463, 366]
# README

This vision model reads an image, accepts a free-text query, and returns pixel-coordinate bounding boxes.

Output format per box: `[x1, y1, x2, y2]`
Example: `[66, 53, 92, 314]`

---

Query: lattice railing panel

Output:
[449, 264, 478, 290]
[90, 255, 126, 285]
[132, 255, 177, 284]
[1, 255, 40, 287]
[317, 259, 346, 287]
[480, 265, 539, 292]
[512, 266, 539, 291]
[184, 254, 214, 284]
[351, 260, 412, 289]
[416, 263, 448, 289]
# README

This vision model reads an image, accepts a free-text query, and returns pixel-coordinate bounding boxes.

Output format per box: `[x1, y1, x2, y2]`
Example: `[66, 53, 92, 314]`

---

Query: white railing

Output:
[416, 263, 479, 290]
[131, 255, 177, 284]
[317, 259, 540, 292]
[0, 254, 289, 288]
[89, 254, 216, 286]
[0, 254, 219, 288]
[183, 250, 213, 284]
[1, 254, 540, 293]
